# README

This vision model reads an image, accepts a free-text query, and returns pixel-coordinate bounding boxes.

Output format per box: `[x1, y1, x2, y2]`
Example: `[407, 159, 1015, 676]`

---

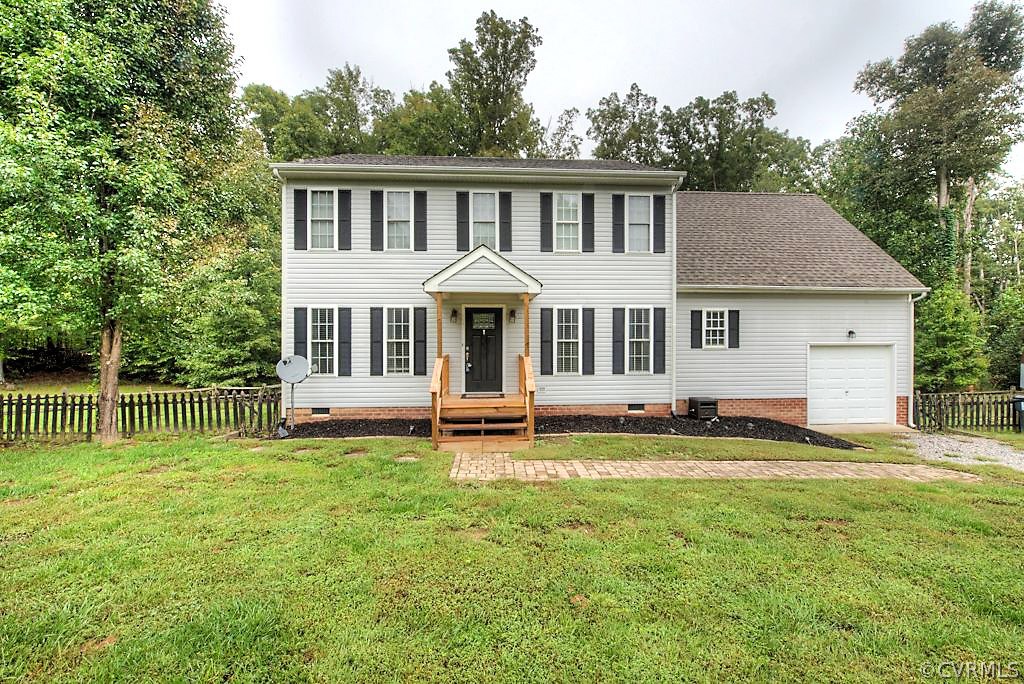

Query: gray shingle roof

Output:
[288, 153, 662, 172]
[677, 192, 925, 290]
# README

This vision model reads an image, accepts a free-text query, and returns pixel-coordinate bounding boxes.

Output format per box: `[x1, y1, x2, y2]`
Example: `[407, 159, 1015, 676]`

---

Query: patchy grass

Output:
[521, 432, 920, 463]
[2, 370, 183, 396]
[2, 436, 1023, 681]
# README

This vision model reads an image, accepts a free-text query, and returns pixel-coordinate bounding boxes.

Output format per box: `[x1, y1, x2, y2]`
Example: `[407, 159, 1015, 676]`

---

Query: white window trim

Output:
[554, 306, 583, 375]
[384, 306, 413, 376]
[469, 190, 500, 250]
[625, 194, 653, 254]
[308, 306, 335, 376]
[702, 308, 728, 349]
[553, 191, 583, 254]
[383, 188, 414, 252]
[306, 187, 337, 251]
[625, 305, 654, 375]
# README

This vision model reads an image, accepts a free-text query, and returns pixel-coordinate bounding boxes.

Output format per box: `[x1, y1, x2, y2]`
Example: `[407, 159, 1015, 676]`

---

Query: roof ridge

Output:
[677, 190, 819, 196]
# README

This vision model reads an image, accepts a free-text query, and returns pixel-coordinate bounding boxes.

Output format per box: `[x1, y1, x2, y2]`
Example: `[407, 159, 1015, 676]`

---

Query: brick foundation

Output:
[534, 403, 672, 417]
[292, 402, 673, 423]
[897, 396, 908, 426]
[676, 396, 912, 427]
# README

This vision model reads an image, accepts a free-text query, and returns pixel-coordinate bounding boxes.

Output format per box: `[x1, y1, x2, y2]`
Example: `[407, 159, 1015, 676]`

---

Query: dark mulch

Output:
[280, 414, 857, 450]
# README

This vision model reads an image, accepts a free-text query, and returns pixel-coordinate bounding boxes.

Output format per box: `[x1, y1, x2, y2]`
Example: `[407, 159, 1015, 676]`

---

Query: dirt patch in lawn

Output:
[80, 635, 118, 654]
[140, 464, 170, 475]
[394, 453, 420, 463]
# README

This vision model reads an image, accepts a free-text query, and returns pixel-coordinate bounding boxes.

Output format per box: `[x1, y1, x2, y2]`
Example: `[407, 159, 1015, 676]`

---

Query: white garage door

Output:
[808, 345, 893, 425]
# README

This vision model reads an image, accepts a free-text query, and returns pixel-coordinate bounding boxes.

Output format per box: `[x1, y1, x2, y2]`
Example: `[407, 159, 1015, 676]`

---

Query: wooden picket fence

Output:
[915, 390, 1023, 432]
[0, 387, 281, 442]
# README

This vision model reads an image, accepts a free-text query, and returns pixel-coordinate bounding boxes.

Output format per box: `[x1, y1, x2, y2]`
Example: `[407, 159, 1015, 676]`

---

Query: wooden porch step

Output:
[436, 433, 527, 443]
[442, 395, 526, 409]
[440, 421, 528, 431]
[436, 436, 532, 453]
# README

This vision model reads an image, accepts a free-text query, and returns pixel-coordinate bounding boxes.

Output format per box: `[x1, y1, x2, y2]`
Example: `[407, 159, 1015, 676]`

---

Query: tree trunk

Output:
[0, 356, 5, 385]
[97, 318, 122, 442]
[962, 175, 978, 296]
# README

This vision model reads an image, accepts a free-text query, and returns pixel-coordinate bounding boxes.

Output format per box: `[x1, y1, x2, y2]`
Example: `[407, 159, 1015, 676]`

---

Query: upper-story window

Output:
[310, 190, 335, 249]
[703, 309, 727, 348]
[386, 191, 411, 250]
[627, 195, 651, 253]
[555, 193, 580, 252]
[472, 192, 497, 249]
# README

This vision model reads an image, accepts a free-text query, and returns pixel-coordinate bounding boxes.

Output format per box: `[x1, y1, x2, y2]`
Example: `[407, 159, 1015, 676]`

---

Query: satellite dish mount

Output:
[275, 355, 311, 436]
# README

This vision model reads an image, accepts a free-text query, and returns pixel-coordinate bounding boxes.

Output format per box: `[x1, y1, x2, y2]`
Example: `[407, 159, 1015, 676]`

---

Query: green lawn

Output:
[2, 435, 1023, 682]
[966, 429, 1024, 450]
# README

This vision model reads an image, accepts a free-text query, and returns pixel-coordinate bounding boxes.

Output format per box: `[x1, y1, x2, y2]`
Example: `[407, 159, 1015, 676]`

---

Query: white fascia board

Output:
[271, 163, 681, 186]
[677, 284, 931, 295]
[423, 245, 542, 295]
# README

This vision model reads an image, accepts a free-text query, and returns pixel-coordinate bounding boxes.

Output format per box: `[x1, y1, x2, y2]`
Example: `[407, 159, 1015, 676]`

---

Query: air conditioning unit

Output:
[688, 397, 718, 420]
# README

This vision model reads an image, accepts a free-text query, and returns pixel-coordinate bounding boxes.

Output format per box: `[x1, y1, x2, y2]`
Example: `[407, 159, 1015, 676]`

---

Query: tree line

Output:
[1, 0, 1023, 440]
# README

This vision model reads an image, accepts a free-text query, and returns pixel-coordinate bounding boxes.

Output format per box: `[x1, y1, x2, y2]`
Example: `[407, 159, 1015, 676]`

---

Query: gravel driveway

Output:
[903, 432, 1024, 472]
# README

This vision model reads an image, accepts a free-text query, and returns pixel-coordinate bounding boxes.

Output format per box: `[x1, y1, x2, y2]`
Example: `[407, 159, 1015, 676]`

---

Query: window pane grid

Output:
[704, 310, 726, 348]
[310, 191, 335, 249]
[556, 309, 579, 374]
[555, 193, 580, 251]
[627, 195, 650, 252]
[472, 193, 497, 249]
[628, 308, 650, 373]
[387, 308, 411, 374]
[310, 308, 334, 375]
[386, 191, 411, 249]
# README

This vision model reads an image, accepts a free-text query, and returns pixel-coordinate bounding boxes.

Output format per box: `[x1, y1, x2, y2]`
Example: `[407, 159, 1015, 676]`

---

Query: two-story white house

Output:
[272, 154, 926, 450]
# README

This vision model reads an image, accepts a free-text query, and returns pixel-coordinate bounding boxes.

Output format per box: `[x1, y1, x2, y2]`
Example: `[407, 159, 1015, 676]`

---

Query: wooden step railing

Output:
[430, 354, 450, 449]
[519, 354, 536, 446]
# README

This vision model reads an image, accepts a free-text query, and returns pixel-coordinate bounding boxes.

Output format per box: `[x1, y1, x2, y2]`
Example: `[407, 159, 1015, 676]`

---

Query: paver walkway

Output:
[450, 453, 981, 483]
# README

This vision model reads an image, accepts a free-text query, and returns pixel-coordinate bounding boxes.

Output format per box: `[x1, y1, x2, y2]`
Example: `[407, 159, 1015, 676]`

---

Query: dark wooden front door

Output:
[465, 308, 503, 393]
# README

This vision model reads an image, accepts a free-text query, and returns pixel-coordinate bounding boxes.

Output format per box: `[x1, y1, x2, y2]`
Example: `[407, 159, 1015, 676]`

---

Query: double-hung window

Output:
[472, 192, 497, 249]
[310, 308, 334, 374]
[386, 191, 411, 250]
[627, 195, 651, 252]
[555, 308, 580, 374]
[628, 307, 651, 373]
[310, 190, 335, 249]
[386, 307, 411, 375]
[555, 193, 580, 251]
[704, 309, 727, 348]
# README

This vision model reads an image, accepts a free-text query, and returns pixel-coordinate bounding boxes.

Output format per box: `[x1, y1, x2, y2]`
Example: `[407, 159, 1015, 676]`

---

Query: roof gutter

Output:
[677, 284, 930, 295]
[270, 162, 681, 185]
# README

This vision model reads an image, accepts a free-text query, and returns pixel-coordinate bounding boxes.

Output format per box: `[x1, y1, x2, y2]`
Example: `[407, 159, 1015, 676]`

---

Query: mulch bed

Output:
[281, 414, 857, 450]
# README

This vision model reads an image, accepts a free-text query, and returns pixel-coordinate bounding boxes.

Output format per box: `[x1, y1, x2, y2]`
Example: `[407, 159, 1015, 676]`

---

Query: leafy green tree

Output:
[0, 0, 239, 439]
[987, 284, 1024, 387]
[241, 83, 291, 152]
[855, 1, 1024, 292]
[537, 108, 582, 160]
[377, 82, 470, 156]
[447, 11, 544, 156]
[272, 99, 332, 161]
[915, 282, 988, 390]
[300, 64, 393, 156]
[586, 84, 662, 166]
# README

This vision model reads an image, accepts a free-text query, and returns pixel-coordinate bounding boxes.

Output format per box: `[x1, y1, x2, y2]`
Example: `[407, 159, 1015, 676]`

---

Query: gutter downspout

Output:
[908, 290, 928, 428]
[670, 175, 686, 417]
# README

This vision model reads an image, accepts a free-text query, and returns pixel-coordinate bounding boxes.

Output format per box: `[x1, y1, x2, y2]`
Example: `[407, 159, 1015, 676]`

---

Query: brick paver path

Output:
[450, 453, 981, 483]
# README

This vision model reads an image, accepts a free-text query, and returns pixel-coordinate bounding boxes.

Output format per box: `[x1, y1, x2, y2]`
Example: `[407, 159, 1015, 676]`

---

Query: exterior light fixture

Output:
[847, 330, 856, 340]
[450, 308, 458, 324]
[509, 309, 517, 323]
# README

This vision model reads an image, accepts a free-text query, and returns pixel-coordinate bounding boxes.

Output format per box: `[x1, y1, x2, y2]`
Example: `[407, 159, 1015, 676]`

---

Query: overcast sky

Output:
[220, 0, 1023, 178]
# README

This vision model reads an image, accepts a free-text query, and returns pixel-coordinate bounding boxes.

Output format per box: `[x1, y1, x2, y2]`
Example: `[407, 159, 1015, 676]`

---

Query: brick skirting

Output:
[676, 397, 911, 427]
[534, 403, 672, 417]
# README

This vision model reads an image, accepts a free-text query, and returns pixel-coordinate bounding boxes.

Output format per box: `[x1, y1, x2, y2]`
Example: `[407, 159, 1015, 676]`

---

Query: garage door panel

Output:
[808, 346, 892, 425]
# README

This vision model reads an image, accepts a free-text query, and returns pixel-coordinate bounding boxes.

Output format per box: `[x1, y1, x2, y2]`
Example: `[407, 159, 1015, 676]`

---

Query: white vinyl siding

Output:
[627, 195, 651, 253]
[310, 307, 334, 375]
[386, 191, 411, 250]
[677, 292, 913, 401]
[471, 192, 497, 249]
[310, 190, 335, 249]
[555, 192, 580, 252]
[282, 181, 675, 408]
[628, 307, 651, 373]
[386, 307, 411, 375]
[555, 308, 580, 374]
[704, 309, 726, 348]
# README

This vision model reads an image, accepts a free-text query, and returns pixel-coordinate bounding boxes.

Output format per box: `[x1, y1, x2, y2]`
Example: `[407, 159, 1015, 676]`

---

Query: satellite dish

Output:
[276, 356, 310, 435]
[276, 355, 310, 384]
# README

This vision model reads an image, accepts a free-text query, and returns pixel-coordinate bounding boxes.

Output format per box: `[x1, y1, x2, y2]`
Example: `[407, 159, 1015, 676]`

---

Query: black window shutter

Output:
[337, 307, 351, 376]
[540, 192, 553, 252]
[456, 191, 470, 251]
[293, 189, 307, 251]
[612, 194, 625, 253]
[653, 195, 666, 253]
[653, 307, 666, 374]
[690, 310, 703, 349]
[414, 307, 427, 375]
[499, 191, 512, 251]
[612, 308, 625, 374]
[540, 308, 553, 375]
[582, 193, 595, 252]
[728, 310, 740, 349]
[414, 191, 427, 251]
[370, 190, 384, 251]
[338, 189, 351, 250]
[370, 307, 383, 375]
[294, 307, 307, 358]
[582, 308, 595, 375]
